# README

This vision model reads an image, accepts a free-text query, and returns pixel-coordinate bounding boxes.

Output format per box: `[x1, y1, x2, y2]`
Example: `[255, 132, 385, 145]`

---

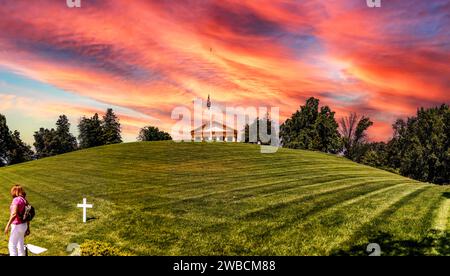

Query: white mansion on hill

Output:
[190, 95, 238, 142]
[190, 120, 238, 142]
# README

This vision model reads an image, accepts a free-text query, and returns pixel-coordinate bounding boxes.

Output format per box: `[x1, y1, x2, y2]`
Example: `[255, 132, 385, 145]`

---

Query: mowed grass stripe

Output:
[337, 185, 445, 255]
[324, 185, 431, 254]
[267, 184, 428, 255]
[162, 183, 412, 255]
[241, 179, 409, 218]
[104, 175, 394, 212]
[162, 175, 397, 200]
[147, 178, 401, 223]
[164, 177, 404, 218]
[433, 197, 450, 232]
[372, 187, 447, 238]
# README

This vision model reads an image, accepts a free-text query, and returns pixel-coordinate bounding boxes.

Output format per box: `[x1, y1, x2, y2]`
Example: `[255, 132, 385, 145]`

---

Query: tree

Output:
[243, 115, 274, 145]
[8, 130, 33, 165]
[78, 113, 105, 148]
[280, 97, 341, 153]
[0, 114, 11, 166]
[102, 108, 122, 145]
[388, 105, 450, 184]
[281, 97, 319, 149]
[78, 108, 122, 149]
[1, 114, 33, 165]
[34, 128, 56, 158]
[364, 104, 450, 184]
[55, 115, 78, 154]
[313, 106, 342, 153]
[360, 142, 388, 168]
[385, 119, 407, 169]
[340, 113, 373, 161]
[34, 115, 77, 158]
[138, 126, 172, 141]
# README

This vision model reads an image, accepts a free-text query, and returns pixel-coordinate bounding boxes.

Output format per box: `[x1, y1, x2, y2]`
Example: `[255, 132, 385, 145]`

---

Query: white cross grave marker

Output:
[77, 198, 93, 223]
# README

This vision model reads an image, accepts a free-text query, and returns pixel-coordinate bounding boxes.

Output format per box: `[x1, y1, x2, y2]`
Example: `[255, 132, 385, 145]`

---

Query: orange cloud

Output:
[0, 0, 448, 143]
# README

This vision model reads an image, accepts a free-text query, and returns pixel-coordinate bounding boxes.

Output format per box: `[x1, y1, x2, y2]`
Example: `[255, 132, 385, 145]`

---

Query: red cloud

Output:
[0, 0, 448, 142]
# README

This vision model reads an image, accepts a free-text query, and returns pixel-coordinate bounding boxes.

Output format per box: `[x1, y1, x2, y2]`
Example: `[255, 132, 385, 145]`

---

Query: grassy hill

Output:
[0, 141, 449, 256]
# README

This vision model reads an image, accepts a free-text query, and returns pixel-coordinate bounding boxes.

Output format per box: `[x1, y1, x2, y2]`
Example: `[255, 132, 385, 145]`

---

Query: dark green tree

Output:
[102, 108, 122, 144]
[385, 119, 407, 169]
[78, 113, 105, 148]
[339, 113, 373, 162]
[390, 105, 450, 184]
[34, 115, 77, 158]
[280, 97, 341, 153]
[33, 128, 46, 158]
[1, 114, 33, 165]
[313, 106, 342, 153]
[33, 127, 57, 158]
[8, 130, 33, 165]
[361, 142, 389, 169]
[0, 114, 11, 166]
[55, 115, 78, 154]
[243, 115, 275, 145]
[280, 97, 318, 149]
[138, 126, 172, 141]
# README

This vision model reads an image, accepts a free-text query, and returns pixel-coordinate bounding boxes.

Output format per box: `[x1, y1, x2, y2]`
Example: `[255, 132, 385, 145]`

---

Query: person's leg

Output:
[8, 224, 19, 256]
[16, 223, 27, 256]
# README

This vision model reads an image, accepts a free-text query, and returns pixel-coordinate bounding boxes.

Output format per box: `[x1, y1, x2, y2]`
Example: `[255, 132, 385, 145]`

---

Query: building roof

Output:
[191, 120, 237, 133]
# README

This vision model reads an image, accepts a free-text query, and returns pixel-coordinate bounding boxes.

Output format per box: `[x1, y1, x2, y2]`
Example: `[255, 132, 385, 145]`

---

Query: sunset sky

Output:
[0, 0, 449, 144]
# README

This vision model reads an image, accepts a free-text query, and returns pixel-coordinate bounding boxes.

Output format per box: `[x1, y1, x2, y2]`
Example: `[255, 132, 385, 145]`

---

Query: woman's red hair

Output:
[10, 185, 26, 198]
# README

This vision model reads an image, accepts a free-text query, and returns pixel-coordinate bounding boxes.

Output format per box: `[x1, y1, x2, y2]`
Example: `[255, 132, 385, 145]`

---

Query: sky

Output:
[0, 0, 449, 144]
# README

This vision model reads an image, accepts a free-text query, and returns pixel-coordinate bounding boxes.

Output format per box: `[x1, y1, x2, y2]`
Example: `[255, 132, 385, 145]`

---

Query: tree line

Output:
[0, 108, 171, 166]
[362, 105, 450, 185]
[2, 99, 448, 184]
[245, 97, 450, 185]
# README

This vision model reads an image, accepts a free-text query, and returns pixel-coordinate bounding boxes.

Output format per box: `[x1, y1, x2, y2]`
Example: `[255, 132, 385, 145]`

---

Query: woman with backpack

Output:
[4, 185, 31, 256]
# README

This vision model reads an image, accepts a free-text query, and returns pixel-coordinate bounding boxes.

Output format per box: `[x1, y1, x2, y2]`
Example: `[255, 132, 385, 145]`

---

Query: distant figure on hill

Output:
[4, 185, 31, 256]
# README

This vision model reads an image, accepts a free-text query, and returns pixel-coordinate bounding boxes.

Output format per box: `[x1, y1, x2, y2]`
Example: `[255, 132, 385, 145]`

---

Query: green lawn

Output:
[0, 141, 449, 255]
